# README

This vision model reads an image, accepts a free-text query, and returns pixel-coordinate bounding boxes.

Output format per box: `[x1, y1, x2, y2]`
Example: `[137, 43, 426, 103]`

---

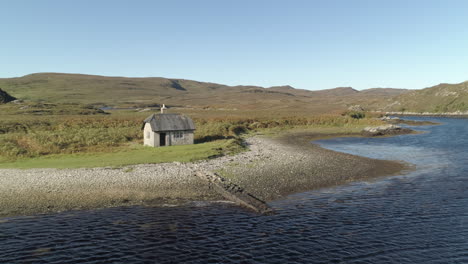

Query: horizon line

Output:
[2, 71, 464, 91]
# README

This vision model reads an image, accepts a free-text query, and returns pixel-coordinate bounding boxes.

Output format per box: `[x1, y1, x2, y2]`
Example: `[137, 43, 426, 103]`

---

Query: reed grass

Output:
[0, 110, 385, 166]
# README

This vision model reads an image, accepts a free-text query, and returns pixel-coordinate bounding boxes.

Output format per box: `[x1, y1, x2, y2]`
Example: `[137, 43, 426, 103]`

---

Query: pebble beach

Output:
[0, 133, 409, 217]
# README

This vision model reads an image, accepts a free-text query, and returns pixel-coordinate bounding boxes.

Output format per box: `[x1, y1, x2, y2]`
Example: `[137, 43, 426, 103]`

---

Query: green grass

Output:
[0, 139, 243, 169]
[0, 101, 107, 115]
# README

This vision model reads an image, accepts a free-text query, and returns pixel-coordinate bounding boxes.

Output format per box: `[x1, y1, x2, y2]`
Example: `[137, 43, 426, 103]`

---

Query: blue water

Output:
[1, 117, 467, 263]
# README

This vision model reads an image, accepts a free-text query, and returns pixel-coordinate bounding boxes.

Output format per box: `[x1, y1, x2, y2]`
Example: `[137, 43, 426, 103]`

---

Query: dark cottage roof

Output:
[143, 113, 195, 132]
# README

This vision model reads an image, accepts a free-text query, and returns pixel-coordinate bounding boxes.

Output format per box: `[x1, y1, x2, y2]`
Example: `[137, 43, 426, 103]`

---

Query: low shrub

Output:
[344, 111, 366, 119]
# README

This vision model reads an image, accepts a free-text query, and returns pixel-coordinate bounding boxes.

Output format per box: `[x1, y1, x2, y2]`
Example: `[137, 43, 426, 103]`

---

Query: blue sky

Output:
[2, 0, 468, 90]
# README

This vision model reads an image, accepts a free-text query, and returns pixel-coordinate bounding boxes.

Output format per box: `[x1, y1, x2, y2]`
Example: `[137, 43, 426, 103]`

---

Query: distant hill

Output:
[313, 87, 359, 97]
[381, 81, 468, 112]
[0, 88, 16, 104]
[0, 72, 411, 113]
[359, 88, 409, 96]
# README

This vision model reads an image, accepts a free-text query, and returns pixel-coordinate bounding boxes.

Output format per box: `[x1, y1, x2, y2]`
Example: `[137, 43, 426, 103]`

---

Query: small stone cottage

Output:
[142, 113, 195, 147]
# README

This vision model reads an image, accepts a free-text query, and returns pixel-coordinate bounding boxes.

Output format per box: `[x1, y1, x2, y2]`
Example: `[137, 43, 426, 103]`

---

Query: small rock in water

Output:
[380, 116, 401, 121]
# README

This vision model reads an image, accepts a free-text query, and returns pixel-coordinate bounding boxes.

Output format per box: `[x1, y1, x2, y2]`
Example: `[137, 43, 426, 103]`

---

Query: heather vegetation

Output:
[0, 108, 384, 167]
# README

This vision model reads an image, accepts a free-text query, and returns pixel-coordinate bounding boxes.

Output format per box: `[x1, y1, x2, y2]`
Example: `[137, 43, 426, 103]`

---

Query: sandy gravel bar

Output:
[220, 133, 409, 202]
[0, 133, 409, 217]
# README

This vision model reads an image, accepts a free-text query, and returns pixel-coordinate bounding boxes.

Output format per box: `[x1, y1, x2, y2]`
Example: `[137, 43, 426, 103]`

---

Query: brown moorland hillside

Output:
[0, 72, 411, 113]
[379, 81, 468, 113]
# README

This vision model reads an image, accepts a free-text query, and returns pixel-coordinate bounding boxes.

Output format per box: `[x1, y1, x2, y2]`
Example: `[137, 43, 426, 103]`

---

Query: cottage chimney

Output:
[160, 104, 167, 114]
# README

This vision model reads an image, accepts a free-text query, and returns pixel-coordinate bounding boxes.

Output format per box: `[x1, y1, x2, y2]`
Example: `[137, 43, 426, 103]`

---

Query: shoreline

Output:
[219, 132, 411, 202]
[0, 131, 413, 218]
[382, 112, 468, 118]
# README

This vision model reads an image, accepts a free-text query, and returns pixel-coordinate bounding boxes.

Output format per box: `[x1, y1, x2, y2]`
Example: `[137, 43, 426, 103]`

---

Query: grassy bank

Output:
[0, 139, 244, 169]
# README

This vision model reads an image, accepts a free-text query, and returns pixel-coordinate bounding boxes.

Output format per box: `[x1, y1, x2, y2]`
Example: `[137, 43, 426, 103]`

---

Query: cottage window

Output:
[174, 131, 184, 138]
[146, 131, 150, 139]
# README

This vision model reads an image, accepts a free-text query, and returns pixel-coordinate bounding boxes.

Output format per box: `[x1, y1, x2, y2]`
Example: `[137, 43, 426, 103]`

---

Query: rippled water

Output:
[1, 117, 467, 263]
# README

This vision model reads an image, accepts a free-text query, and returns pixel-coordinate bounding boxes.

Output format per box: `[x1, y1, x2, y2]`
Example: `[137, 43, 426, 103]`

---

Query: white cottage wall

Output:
[185, 132, 194, 145]
[143, 123, 157, 147]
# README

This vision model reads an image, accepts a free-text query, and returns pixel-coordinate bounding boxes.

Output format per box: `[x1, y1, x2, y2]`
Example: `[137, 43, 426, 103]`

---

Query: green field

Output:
[0, 139, 242, 169]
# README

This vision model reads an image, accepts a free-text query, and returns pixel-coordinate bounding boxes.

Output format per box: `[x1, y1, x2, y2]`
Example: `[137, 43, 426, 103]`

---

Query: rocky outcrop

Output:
[362, 124, 413, 137]
[0, 89, 16, 104]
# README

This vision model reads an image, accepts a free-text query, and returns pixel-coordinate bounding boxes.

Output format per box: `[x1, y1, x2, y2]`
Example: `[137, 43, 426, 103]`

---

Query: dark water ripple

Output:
[1, 117, 467, 263]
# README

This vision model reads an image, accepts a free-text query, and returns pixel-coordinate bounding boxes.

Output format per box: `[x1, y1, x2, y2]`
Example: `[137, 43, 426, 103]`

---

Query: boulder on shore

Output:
[0, 89, 16, 104]
[362, 124, 413, 137]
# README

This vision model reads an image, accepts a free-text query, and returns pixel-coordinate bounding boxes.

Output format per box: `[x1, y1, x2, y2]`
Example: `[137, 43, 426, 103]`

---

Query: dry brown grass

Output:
[0, 108, 384, 160]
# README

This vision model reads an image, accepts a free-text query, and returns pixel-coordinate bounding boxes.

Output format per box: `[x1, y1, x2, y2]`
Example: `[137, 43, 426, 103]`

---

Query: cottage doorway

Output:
[159, 133, 166, 146]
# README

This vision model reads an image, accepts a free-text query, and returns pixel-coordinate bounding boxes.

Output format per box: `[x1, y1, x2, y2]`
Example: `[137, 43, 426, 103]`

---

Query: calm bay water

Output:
[1, 117, 467, 263]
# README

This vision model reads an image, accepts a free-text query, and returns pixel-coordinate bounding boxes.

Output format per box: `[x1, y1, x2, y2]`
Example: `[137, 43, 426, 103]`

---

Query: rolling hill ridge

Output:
[380, 81, 468, 113]
[7, 73, 467, 114]
[0, 73, 411, 113]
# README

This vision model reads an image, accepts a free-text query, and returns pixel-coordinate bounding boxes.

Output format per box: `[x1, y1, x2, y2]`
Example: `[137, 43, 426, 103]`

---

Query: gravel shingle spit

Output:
[0, 133, 409, 217]
[218, 134, 409, 202]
